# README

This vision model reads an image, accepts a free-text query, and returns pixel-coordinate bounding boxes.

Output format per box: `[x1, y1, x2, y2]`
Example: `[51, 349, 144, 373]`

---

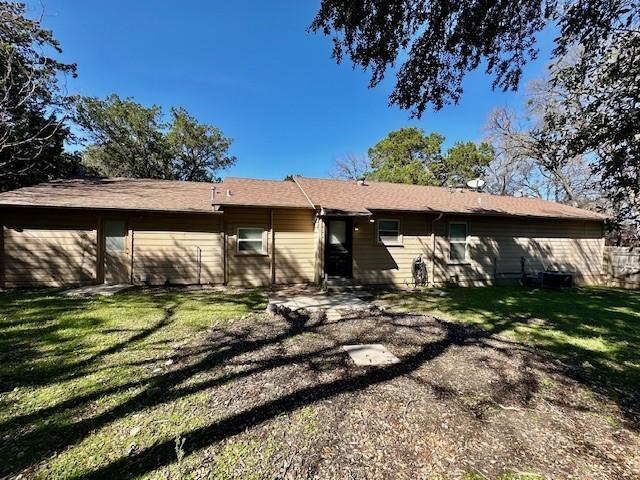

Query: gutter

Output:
[430, 213, 444, 287]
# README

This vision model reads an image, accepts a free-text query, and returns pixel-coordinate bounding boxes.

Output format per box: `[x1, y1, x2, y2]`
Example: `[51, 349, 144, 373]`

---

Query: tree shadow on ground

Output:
[375, 285, 640, 429]
[3, 293, 636, 479]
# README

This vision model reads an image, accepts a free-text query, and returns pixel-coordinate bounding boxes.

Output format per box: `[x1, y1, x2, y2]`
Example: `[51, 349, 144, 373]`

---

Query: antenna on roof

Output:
[466, 178, 485, 191]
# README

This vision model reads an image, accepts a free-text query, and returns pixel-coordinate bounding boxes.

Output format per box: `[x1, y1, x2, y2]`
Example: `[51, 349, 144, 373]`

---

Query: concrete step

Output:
[324, 277, 372, 293]
[324, 276, 355, 287]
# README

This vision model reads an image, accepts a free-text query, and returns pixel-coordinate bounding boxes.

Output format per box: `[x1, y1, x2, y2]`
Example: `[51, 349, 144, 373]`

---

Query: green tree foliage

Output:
[311, 0, 634, 116]
[438, 141, 494, 186]
[367, 127, 492, 186]
[368, 128, 443, 185]
[76, 94, 236, 181]
[166, 107, 236, 181]
[283, 174, 302, 181]
[0, 2, 79, 191]
[77, 95, 168, 178]
[538, 29, 640, 243]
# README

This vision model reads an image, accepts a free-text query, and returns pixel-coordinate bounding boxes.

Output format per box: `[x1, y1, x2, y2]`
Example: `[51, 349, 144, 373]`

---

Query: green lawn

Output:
[375, 286, 640, 393]
[1, 285, 638, 479]
[0, 287, 266, 479]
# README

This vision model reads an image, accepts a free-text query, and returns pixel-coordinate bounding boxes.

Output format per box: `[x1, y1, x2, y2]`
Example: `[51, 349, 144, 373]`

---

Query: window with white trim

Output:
[448, 222, 468, 262]
[377, 219, 401, 245]
[237, 227, 265, 254]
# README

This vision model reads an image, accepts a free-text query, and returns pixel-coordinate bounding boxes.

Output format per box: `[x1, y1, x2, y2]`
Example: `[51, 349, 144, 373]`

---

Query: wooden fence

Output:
[604, 246, 640, 289]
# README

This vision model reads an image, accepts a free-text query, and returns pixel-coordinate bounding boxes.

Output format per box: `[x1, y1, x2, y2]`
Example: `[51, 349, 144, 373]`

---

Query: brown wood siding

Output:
[224, 207, 272, 286]
[130, 213, 223, 285]
[2, 209, 98, 287]
[352, 213, 431, 286]
[0, 206, 605, 289]
[432, 216, 605, 286]
[351, 213, 604, 287]
[274, 209, 315, 283]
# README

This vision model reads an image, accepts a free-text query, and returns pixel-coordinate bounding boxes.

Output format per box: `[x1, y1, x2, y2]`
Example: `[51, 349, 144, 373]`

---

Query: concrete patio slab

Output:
[65, 284, 133, 297]
[267, 288, 374, 320]
[343, 344, 400, 366]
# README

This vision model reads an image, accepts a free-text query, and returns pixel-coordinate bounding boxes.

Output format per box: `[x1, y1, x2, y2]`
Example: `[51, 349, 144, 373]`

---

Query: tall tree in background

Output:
[76, 95, 236, 181]
[437, 141, 494, 186]
[538, 33, 640, 243]
[0, 2, 79, 191]
[483, 104, 601, 206]
[368, 128, 443, 185]
[311, 0, 634, 116]
[367, 127, 492, 186]
[77, 95, 169, 178]
[329, 153, 369, 180]
[165, 107, 235, 181]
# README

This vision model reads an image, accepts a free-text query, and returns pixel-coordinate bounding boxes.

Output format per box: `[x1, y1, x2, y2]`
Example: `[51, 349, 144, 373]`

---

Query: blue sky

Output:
[31, 1, 554, 180]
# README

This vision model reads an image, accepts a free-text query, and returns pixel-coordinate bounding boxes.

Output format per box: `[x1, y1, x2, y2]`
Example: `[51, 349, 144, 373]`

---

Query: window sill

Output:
[234, 252, 269, 257]
[447, 260, 471, 266]
[378, 242, 404, 247]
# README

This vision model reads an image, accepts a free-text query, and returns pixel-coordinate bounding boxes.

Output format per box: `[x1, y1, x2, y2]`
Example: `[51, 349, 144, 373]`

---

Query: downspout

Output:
[129, 226, 135, 285]
[430, 213, 444, 287]
[96, 215, 105, 284]
[270, 208, 275, 285]
[0, 221, 4, 289]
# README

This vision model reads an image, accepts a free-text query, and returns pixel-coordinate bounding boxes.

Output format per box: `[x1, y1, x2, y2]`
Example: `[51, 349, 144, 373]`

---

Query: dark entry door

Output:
[325, 219, 352, 277]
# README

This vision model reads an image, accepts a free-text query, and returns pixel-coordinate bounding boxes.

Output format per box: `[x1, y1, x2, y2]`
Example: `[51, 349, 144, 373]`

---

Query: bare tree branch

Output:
[329, 153, 369, 180]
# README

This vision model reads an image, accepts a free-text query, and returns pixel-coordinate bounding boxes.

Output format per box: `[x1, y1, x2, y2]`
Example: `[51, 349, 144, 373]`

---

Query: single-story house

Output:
[0, 176, 606, 288]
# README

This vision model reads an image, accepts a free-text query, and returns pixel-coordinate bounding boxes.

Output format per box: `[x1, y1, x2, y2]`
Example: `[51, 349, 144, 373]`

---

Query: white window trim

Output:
[448, 221, 469, 263]
[376, 218, 403, 246]
[235, 227, 268, 255]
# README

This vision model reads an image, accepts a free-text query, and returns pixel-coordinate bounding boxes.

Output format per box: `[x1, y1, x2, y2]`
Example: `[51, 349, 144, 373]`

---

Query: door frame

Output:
[102, 217, 130, 285]
[324, 217, 353, 278]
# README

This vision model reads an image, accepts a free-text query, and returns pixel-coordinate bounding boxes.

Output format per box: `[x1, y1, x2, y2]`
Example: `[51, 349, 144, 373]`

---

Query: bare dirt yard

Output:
[1, 288, 639, 479]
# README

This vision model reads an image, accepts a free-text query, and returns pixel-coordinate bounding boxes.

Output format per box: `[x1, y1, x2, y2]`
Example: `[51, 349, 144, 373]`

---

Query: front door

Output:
[325, 219, 352, 277]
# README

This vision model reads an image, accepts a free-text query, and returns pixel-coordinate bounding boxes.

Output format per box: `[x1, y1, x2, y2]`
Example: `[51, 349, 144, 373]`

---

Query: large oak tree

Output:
[0, 2, 79, 191]
[76, 94, 236, 182]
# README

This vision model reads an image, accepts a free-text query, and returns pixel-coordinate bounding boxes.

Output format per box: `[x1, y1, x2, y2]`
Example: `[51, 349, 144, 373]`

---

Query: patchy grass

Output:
[1, 286, 638, 479]
[375, 286, 640, 393]
[0, 287, 266, 479]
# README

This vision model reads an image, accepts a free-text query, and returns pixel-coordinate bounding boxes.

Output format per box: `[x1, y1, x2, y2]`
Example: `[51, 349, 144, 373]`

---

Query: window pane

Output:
[449, 223, 467, 241]
[450, 242, 466, 261]
[238, 240, 263, 252]
[105, 220, 125, 252]
[329, 221, 346, 245]
[239, 228, 263, 240]
[378, 220, 399, 232]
